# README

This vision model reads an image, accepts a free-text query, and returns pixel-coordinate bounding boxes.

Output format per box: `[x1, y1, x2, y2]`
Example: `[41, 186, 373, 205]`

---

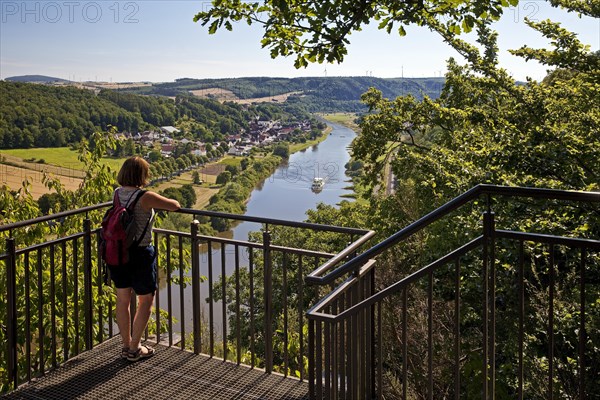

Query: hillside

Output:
[124, 76, 445, 112]
[0, 75, 445, 149]
[5, 75, 70, 83]
[0, 81, 309, 149]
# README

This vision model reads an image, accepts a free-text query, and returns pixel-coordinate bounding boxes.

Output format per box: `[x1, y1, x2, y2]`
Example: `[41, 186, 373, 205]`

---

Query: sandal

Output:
[127, 344, 155, 362]
[121, 347, 130, 359]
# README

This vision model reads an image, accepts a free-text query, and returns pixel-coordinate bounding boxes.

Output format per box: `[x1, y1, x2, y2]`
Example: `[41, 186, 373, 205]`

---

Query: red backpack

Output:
[100, 189, 148, 267]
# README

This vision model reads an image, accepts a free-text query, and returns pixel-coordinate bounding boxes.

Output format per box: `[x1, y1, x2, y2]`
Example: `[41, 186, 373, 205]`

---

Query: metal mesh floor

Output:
[3, 338, 309, 400]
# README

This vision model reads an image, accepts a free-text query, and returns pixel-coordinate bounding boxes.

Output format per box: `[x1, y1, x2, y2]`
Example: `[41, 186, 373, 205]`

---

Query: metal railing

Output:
[3, 184, 598, 399]
[1, 205, 373, 392]
[305, 185, 600, 399]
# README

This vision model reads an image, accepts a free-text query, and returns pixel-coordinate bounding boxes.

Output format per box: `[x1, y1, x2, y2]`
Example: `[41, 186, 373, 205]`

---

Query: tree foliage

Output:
[196, 0, 598, 397]
[195, 0, 514, 68]
[350, 12, 599, 400]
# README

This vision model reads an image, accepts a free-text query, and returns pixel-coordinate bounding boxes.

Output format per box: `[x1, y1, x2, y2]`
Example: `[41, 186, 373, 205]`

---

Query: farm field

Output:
[0, 153, 86, 179]
[0, 163, 82, 198]
[0, 147, 126, 200]
[1, 145, 230, 207]
[320, 113, 360, 131]
[191, 88, 304, 105]
[1, 147, 126, 172]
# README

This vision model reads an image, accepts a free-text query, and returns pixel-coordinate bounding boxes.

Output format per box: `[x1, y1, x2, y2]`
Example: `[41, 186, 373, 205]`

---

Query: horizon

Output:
[3, 73, 448, 83]
[1, 1, 598, 83]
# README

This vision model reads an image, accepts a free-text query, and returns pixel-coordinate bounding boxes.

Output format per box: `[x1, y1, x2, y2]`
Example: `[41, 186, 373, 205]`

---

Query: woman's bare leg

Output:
[115, 287, 133, 348]
[129, 292, 154, 351]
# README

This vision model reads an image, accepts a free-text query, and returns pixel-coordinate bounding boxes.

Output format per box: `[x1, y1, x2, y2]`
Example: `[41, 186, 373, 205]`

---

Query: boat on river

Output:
[311, 177, 325, 192]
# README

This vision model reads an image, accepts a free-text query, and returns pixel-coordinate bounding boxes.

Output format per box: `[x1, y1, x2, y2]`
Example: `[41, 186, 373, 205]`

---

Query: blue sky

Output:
[0, 1, 598, 82]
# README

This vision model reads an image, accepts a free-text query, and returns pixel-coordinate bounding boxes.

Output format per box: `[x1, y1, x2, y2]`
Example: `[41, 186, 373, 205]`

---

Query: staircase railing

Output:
[305, 185, 600, 399]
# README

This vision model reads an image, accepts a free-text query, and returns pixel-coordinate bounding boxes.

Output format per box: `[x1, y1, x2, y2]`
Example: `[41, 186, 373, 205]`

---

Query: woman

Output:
[109, 156, 180, 362]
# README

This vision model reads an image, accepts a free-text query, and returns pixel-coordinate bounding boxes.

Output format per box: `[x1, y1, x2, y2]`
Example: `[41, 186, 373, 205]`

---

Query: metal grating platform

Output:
[3, 338, 309, 400]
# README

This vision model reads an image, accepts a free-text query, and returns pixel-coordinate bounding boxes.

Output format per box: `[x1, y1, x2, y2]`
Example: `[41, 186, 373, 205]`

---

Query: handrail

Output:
[0, 204, 370, 236]
[305, 185, 481, 285]
[306, 184, 600, 285]
[478, 184, 600, 202]
[0, 202, 112, 233]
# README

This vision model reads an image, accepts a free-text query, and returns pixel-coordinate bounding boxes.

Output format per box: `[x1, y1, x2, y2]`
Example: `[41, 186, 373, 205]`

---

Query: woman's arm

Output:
[140, 191, 181, 212]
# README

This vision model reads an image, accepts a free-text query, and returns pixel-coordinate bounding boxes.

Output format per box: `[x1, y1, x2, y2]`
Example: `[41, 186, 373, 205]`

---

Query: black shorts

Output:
[108, 245, 157, 295]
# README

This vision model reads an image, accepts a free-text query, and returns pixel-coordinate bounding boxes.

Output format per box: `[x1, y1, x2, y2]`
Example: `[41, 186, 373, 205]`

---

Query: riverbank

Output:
[320, 113, 369, 204]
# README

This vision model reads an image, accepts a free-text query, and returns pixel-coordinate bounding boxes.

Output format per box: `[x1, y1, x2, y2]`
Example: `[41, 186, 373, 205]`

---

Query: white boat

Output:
[311, 177, 325, 191]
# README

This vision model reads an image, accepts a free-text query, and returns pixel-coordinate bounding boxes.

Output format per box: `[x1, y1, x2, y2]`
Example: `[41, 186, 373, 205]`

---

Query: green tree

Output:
[225, 164, 239, 177]
[159, 187, 184, 206]
[37, 192, 64, 214]
[216, 171, 232, 185]
[192, 171, 202, 184]
[123, 138, 135, 156]
[272, 143, 290, 159]
[148, 150, 162, 162]
[195, 0, 515, 68]
[179, 184, 197, 208]
[351, 18, 599, 400]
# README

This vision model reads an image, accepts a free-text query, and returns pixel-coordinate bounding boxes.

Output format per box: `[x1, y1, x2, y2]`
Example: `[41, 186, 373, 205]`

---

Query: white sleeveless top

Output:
[116, 187, 155, 247]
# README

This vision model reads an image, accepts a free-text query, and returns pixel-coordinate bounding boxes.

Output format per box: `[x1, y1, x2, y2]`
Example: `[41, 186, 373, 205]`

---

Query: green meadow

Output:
[0, 147, 128, 172]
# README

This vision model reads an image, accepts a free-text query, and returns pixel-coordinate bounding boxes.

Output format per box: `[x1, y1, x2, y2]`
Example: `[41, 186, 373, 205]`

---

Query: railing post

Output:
[482, 209, 495, 400]
[6, 237, 18, 390]
[263, 227, 273, 373]
[83, 218, 93, 350]
[308, 318, 315, 399]
[191, 220, 201, 354]
[370, 267, 377, 398]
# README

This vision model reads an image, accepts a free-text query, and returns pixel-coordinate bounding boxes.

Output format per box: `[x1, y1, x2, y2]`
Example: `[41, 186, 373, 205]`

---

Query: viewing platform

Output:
[3, 338, 308, 400]
[1, 185, 599, 399]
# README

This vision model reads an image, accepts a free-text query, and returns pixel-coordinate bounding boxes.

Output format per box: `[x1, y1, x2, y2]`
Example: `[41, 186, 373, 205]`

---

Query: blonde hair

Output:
[117, 156, 150, 187]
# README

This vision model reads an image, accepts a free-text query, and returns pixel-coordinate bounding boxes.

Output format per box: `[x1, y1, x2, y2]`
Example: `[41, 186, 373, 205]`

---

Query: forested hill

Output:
[5, 75, 71, 83]
[0, 81, 302, 149]
[0, 76, 444, 148]
[124, 76, 445, 112]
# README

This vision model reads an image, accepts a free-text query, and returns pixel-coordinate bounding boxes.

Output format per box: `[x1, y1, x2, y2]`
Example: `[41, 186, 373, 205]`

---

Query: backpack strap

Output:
[113, 189, 122, 207]
[126, 189, 146, 210]
[128, 189, 151, 247]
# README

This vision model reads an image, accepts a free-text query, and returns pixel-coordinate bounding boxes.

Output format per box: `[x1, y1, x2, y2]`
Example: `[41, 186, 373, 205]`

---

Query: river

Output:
[231, 120, 357, 241]
[158, 119, 357, 338]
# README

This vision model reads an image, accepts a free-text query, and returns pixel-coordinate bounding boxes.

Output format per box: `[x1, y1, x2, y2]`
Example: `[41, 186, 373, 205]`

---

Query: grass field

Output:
[1, 147, 126, 171]
[321, 113, 360, 131]
[0, 147, 127, 200]
[216, 156, 243, 168]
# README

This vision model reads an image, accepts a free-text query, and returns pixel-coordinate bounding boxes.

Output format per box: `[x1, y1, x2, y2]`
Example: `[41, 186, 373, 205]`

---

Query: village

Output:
[114, 118, 316, 159]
